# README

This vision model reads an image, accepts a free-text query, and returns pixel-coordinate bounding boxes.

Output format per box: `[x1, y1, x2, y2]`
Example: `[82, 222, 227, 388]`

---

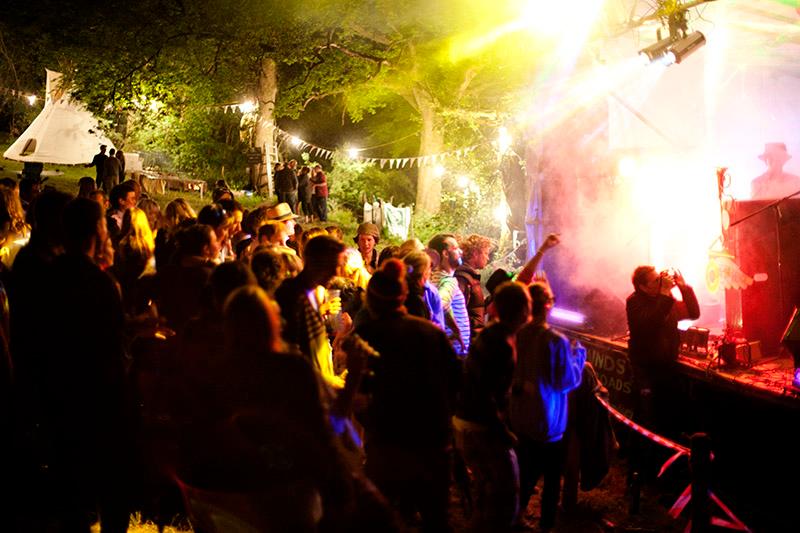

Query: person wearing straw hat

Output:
[265, 202, 299, 248]
[751, 142, 800, 200]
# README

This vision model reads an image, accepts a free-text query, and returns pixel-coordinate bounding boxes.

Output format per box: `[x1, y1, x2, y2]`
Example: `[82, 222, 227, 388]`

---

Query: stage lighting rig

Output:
[635, 0, 711, 66]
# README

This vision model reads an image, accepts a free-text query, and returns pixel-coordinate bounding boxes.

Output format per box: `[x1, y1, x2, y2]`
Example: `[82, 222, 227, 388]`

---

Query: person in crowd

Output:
[77, 176, 97, 198]
[275, 159, 299, 212]
[218, 198, 244, 235]
[177, 285, 395, 531]
[510, 282, 586, 532]
[356, 259, 461, 532]
[212, 186, 234, 204]
[198, 203, 235, 263]
[485, 233, 560, 322]
[18, 177, 42, 216]
[44, 197, 133, 532]
[258, 220, 294, 250]
[122, 178, 143, 203]
[298, 166, 314, 221]
[626, 266, 699, 438]
[340, 247, 371, 291]
[456, 234, 493, 342]
[429, 233, 471, 357]
[274, 235, 348, 389]
[354, 222, 380, 274]
[750, 142, 800, 200]
[153, 224, 218, 334]
[398, 237, 424, 256]
[107, 182, 137, 242]
[89, 189, 109, 211]
[155, 198, 196, 268]
[377, 245, 400, 268]
[0, 185, 31, 269]
[251, 248, 292, 296]
[85, 144, 108, 189]
[137, 196, 162, 234]
[325, 224, 343, 241]
[311, 164, 329, 222]
[402, 249, 444, 329]
[265, 202, 299, 249]
[103, 148, 122, 192]
[454, 281, 531, 531]
[116, 148, 126, 181]
[113, 207, 156, 312]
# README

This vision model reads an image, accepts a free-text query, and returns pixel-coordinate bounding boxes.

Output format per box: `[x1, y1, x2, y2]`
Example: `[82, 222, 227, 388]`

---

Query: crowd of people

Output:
[0, 159, 700, 532]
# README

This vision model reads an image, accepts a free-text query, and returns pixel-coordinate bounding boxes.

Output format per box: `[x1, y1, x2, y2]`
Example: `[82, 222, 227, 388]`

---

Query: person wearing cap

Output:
[751, 142, 800, 200]
[354, 222, 380, 274]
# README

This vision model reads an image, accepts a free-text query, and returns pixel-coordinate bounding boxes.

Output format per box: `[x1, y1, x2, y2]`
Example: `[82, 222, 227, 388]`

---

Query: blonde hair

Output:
[119, 207, 156, 258]
[163, 198, 196, 229]
[461, 233, 493, 260]
[403, 250, 431, 289]
[0, 186, 29, 239]
[398, 238, 424, 257]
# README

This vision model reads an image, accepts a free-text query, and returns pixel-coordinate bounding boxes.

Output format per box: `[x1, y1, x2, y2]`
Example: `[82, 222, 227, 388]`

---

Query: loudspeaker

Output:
[726, 199, 800, 355]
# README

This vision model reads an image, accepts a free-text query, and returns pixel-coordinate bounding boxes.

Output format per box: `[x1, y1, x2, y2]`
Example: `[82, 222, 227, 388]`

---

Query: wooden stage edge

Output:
[561, 329, 800, 413]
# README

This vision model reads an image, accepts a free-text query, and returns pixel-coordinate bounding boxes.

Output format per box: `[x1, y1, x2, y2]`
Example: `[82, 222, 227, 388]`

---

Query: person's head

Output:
[265, 202, 298, 240]
[198, 203, 234, 243]
[300, 227, 328, 252]
[428, 233, 462, 272]
[109, 148, 116, 157]
[632, 265, 665, 297]
[29, 189, 72, 248]
[354, 222, 380, 257]
[116, 148, 124, 157]
[89, 189, 108, 211]
[19, 177, 42, 204]
[325, 225, 343, 241]
[398, 238, 424, 257]
[99, 144, 107, 154]
[287, 159, 297, 169]
[218, 199, 243, 233]
[224, 286, 283, 356]
[302, 234, 346, 287]
[109, 182, 136, 211]
[212, 187, 234, 203]
[137, 197, 162, 232]
[176, 223, 219, 261]
[250, 248, 288, 295]
[403, 250, 431, 290]
[62, 197, 106, 256]
[122, 179, 141, 202]
[494, 281, 531, 331]
[210, 261, 257, 313]
[164, 198, 197, 229]
[0, 185, 28, 241]
[242, 205, 269, 236]
[367, 258, 408, 316]
[257, 220, 286, 246]
[313, 164, 322, 172]
[461, 234, 493, 270]
[378, 245, 400, 267]
[529, 282, 555, 320]
[299, 166, 311, 176]
[340, 248, 371, 289]
[77, 176, 96, 198]
[119, 206, 155, 258]
[0, 178, 17, 191]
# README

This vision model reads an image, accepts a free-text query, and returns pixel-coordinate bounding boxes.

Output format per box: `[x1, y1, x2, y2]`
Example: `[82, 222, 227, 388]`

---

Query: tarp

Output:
[3, 69, 115, 165]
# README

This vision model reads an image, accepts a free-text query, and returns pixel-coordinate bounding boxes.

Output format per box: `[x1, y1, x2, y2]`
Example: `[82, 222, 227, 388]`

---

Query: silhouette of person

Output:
[750, 143, 800, 200]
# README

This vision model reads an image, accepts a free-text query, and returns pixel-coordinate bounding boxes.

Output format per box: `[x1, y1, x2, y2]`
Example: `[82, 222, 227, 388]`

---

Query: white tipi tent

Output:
[3, 69, 115, 165]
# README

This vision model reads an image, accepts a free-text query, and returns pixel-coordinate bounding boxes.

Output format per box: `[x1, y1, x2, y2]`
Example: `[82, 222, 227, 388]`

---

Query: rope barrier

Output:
[594, 392, 751, 532]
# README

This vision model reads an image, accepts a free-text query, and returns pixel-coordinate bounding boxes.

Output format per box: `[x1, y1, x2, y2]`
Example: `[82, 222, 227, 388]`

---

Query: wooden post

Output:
[690, 433, 712, 532]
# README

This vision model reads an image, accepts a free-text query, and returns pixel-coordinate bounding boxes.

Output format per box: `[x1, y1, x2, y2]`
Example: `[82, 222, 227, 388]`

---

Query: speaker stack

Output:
[726, 199, 800, 356]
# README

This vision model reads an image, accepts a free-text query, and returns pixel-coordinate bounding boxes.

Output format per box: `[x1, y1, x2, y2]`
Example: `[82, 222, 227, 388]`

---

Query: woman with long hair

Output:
[114, 207, 156, 312]
[0, 185, 31, 269]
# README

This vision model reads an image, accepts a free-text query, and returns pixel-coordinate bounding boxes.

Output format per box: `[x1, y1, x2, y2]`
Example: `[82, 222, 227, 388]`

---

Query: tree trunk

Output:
[414, 87, 444, 214]
[253, 57, 277, 193]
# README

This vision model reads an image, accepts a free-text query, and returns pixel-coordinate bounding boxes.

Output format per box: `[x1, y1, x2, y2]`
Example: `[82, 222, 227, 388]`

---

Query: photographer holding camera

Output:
[626, 266, 700, 445]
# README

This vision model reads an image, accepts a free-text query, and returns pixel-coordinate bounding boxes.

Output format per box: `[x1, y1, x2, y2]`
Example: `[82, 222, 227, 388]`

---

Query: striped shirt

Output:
[431, 269, 470, 357]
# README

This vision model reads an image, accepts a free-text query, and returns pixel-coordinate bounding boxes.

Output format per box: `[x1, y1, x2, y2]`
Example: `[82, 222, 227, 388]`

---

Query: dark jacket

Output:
[275, 167, 298, 193]
[356, 311, 461, 449]
[455, 264, 486, 340]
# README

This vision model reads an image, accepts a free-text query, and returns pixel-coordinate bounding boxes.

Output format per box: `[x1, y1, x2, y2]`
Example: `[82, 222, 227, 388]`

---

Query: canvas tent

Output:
[3, 69, 115, 165]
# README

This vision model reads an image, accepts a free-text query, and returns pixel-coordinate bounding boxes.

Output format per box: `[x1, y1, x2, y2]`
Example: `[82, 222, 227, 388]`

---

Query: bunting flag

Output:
[269, 125, 488, 167]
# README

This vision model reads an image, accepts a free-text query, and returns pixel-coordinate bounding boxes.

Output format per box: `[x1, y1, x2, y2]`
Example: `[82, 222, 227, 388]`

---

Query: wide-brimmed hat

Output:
[266, 202, 298, 222]
[758, 142, 792, 163]
[353, 222, 380, 244]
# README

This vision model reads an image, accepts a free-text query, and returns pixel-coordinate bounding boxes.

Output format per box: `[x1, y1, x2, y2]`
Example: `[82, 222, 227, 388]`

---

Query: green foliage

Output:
[328, 153, 415, 214]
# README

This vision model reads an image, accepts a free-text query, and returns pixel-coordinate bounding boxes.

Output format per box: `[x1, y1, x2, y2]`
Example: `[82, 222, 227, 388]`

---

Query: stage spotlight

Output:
[638, 36, 674, 64]
[665, 31, 705, 64]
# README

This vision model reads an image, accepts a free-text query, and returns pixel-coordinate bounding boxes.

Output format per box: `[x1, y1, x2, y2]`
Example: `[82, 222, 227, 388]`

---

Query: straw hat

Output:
[265, 202, 298, 222]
